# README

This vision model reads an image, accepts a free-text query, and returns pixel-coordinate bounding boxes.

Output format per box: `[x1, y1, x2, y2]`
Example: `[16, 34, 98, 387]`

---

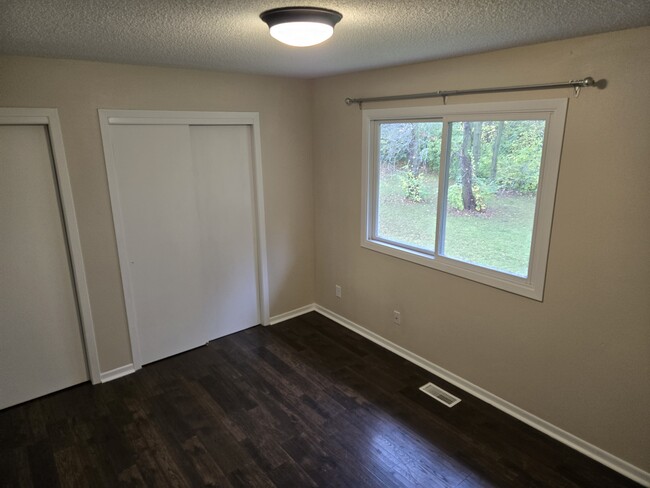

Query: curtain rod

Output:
[345, 77, 602, 106]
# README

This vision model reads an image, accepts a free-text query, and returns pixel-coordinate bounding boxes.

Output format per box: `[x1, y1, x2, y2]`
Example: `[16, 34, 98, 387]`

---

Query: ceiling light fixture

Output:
[260, 7, 342, 47]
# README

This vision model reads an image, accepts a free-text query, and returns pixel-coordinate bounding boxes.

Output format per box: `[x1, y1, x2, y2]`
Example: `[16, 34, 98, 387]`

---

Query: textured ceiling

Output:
[1, 0, 649, 78]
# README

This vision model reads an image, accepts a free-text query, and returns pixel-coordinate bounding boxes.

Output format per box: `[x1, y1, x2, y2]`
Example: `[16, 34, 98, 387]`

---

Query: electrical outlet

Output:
[393, 310, 401, 325]
[335, 285, 342, 298]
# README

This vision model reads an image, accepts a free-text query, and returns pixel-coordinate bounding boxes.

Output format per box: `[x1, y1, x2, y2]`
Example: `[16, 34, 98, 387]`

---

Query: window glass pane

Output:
[442, 120, 546, 277]
[376, 121, 443, 251]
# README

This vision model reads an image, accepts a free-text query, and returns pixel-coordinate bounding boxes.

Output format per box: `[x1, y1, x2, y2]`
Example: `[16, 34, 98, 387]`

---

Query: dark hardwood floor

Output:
[0, 312, 640, 487]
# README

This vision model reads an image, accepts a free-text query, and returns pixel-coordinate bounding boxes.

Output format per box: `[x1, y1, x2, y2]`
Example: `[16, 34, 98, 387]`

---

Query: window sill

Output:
[361, 238, 543, 301]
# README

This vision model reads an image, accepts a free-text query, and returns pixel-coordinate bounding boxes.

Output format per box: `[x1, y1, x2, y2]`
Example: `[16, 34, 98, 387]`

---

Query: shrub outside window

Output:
[361, 99, 568, 300]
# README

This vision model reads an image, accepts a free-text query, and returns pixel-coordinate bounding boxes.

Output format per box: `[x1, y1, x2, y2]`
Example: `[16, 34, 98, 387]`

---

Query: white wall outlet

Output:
[393, 310, 401, 325]
[335, 285, 342, 298]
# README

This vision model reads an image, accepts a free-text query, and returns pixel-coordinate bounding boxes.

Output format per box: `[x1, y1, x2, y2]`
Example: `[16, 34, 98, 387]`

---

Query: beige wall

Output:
[312, 27, 650, 470]
[0, 56, 315, 372]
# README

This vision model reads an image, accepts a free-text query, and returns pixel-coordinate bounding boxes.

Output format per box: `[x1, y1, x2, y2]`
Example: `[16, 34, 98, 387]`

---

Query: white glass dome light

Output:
[260, 7, 343, 47]
[269, 21, 333, 47]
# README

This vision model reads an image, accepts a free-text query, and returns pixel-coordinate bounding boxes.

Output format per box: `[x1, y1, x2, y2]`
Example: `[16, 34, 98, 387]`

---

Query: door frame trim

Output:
[0, 108, 101, 384]
[98, 109, 270, 370]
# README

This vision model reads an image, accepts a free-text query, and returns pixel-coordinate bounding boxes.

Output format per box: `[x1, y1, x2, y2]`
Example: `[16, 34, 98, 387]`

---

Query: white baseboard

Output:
[269, 303, 316, 325]
[312, 305, 649, 487]
[99, 363, 136, 383]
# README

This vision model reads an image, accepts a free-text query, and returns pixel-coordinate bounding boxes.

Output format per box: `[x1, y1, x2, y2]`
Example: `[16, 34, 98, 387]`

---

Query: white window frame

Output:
[361, 99, 568, 300]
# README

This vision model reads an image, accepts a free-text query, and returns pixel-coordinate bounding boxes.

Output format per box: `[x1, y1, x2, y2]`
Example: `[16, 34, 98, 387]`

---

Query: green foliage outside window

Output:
[380, 119, 545, 209]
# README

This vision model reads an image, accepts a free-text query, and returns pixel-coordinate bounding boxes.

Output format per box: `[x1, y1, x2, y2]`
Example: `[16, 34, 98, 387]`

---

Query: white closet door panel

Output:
[189, 125, 260, 338]
[0, 125, 88, 409]
[111, 125, 209, 364]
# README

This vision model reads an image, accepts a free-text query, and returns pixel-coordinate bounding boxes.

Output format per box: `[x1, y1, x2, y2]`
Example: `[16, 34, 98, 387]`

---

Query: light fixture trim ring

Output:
[260, 6, 343, 29]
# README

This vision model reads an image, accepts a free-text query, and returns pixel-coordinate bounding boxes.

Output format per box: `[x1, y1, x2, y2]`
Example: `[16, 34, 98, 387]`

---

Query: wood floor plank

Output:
[116, 464, 148, 487]
[0, 312, 641, 487]
[129, 449, 174, 487]
[181, 435, 232, 487]
[267, 460, 318, 487]
[0, 447, 33, 488]
[196, 424, 256, 476]
[26, 440, 61, 488]
[53, 445, 91, 488]
[130, 413, 193, 487]
[280, 432, 363, 488]
[226, 462, 276, 488]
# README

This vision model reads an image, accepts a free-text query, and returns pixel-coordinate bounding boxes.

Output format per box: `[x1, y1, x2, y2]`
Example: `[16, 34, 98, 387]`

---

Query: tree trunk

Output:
[407, 124, 420, 173]
[460, 122, 476, 211]
[491, 121, 504, 180]
[472, 122, 482, 168]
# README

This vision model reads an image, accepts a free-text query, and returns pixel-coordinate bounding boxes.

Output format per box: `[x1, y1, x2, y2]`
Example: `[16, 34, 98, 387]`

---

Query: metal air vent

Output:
[419, 382, 461, 407]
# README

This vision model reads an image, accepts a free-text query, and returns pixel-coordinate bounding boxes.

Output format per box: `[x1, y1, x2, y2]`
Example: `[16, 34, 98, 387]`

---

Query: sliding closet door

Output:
[189, 125, 260, 337]
[108, 122, 260, 365]
[0, 125, 88, 409]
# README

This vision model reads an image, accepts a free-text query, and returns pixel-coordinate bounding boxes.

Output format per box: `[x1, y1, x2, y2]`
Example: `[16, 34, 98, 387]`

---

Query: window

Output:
[361, 99, 568, 300]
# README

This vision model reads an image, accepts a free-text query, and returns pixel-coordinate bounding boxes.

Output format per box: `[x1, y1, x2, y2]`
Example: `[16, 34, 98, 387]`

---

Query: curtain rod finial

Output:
[594, 78, 607, 89]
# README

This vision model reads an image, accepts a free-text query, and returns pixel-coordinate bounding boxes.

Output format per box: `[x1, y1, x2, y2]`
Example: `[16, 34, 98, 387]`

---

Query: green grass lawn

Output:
[378, 173, 536, 277]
